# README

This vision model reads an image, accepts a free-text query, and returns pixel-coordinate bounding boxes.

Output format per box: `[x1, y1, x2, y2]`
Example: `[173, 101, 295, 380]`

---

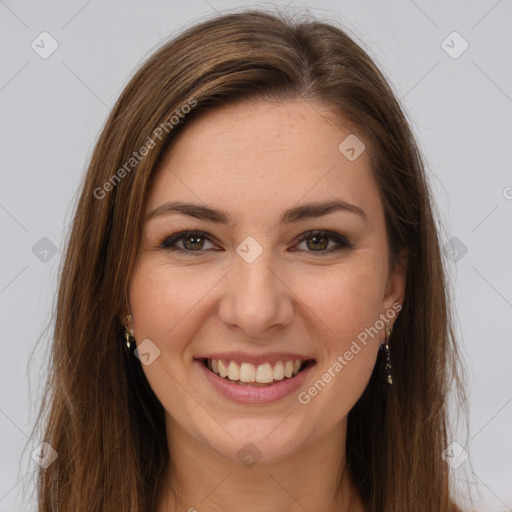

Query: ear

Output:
[118, 295, 133, 327]
[382, 247, 408, 315]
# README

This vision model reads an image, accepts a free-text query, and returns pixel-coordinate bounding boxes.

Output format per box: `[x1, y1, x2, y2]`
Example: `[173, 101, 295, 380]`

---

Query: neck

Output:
[157, 415, 365, 512]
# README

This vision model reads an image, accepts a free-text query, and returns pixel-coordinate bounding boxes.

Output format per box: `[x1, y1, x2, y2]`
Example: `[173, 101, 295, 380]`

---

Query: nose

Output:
[217, 248, 294, 338]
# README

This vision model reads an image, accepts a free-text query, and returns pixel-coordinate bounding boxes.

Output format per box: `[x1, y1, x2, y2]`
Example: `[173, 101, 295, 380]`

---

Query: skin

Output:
[126, 98, 407, 512]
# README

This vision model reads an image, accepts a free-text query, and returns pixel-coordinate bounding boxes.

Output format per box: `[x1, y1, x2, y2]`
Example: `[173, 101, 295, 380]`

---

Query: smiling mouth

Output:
[199, 358, 316, 387]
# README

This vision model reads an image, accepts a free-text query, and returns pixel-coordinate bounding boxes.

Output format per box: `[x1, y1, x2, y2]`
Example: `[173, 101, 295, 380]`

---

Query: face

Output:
[127, 98, 406, 462]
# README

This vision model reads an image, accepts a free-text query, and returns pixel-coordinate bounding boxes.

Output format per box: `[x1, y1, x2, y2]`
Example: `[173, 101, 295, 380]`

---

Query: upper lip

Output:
[194, 352, 315, 366]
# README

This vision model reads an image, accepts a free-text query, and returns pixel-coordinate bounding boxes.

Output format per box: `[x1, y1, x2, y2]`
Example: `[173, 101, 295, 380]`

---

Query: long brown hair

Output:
[30, 9, 468, 511]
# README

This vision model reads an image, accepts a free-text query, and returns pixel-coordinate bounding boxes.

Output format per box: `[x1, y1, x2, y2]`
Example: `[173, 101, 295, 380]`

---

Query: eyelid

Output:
[157, 229, 218, 253]
[157, 228, 352, 254]
[295, 231, 352, 253]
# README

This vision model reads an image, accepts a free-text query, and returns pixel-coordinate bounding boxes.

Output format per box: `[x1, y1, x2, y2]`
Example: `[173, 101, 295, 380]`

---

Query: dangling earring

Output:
[380, 320, 393, 385]
[123, 314, 135, 350]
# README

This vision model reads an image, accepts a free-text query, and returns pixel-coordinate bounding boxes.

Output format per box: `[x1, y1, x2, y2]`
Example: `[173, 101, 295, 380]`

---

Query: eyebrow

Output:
[146, 199, 368, 226]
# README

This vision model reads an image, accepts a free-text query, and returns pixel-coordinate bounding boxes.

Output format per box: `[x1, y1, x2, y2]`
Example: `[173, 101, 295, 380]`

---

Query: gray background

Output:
[1, 1, 511, 510]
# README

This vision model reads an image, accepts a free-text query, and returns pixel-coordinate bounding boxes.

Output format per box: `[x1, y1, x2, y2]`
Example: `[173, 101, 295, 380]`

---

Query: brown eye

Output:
[305, 234, 329, 251]
[159, 230, 217, 253]
[295, 230, 351, 253]
[182, 234, 205, 250]
[158, 229, 351, 255]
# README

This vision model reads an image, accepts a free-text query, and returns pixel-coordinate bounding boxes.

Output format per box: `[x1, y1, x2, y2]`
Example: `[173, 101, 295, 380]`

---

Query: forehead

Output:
[146, 99, 382, 228]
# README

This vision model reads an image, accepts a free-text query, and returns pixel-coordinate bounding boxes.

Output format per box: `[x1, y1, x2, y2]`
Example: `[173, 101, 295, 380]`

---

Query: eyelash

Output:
[157, 228, 352, 255]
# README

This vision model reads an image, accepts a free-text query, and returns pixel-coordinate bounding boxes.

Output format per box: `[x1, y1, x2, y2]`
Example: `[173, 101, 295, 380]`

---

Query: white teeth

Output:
[205, 358, 308, 384]
[284, 361, 294, 378]
[227, 361, 239, 381]
[218, 360, 228, 378]
[239, 362, 256, 383]
[273, 361, 285, 381]
[255, 363, 274, 383]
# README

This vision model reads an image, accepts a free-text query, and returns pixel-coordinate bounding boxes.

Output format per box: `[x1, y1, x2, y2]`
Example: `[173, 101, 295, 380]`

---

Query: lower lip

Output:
[195, 360, 316, 404]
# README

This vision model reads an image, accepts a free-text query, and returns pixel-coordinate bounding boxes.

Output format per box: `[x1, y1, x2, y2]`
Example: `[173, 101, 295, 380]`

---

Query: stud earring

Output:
[380, 321, 393, 385]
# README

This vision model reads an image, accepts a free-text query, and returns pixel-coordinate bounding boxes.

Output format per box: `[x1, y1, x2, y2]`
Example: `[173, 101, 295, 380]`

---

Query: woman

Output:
[33, 9, 468, 512]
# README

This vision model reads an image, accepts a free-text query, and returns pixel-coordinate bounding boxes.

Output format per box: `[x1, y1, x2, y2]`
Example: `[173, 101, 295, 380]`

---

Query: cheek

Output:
[291, 259, 386, 341]
[295, 267, 382, 414]
[289, 262, 384, 403]
[127, 263, 206, 406]
[128, 262, 212, 342]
